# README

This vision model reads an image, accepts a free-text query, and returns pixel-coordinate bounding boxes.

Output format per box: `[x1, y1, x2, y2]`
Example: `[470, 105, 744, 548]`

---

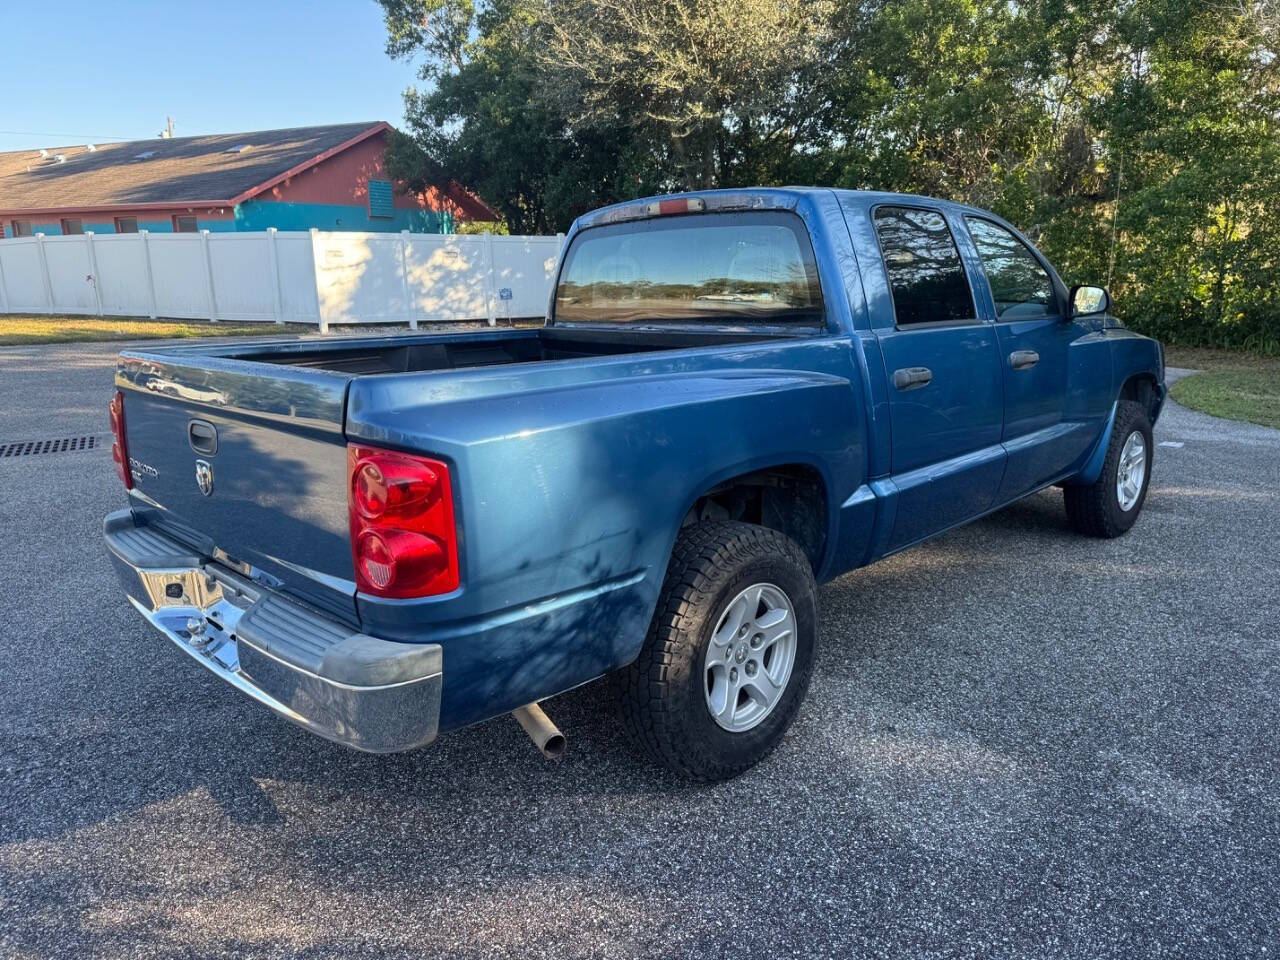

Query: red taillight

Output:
[109, 390, 132, 489]
[348, 445, 459, 598]
[352, 456, 441, 520]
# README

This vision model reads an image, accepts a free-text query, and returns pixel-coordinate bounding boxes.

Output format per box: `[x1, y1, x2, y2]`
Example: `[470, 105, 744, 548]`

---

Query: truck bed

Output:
[219, 326, 782, 375]
[113, 324, 798, 624]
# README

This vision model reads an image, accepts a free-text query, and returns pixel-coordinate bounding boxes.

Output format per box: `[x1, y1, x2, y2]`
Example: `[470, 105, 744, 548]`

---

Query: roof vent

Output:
[135, 150, 156, 160]
[224, 144, 251, 154]
[38, 148, 48, 158]
[53, 154, 67, 163]
[86, 143, 97, 152]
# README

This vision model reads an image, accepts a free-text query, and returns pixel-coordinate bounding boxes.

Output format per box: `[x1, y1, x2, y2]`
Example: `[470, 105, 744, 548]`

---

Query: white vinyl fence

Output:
[0, 228, 565, 333]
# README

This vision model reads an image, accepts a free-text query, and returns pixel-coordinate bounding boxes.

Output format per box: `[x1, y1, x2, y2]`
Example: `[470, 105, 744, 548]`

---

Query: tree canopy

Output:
[379, 0, 1280, 350]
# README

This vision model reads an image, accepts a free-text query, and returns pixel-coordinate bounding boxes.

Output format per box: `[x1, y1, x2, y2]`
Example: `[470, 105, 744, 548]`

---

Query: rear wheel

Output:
[1064, 400, 1154, 538]
[614, 521, 817, 782]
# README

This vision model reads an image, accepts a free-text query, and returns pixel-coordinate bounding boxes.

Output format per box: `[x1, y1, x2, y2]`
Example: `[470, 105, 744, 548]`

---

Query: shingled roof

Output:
[0, 122, 388, 213]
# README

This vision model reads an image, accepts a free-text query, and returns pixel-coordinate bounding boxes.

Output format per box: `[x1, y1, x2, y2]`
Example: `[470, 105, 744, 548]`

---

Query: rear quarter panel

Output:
[345, 336, 867, 727]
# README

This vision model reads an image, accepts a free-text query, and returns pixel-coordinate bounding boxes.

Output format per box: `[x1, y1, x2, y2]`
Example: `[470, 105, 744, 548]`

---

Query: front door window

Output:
[965, 217, 1058, 320]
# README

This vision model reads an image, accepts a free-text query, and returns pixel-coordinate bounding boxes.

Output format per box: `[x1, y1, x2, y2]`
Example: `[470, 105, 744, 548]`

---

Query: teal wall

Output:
[1, 218, 233, 237]
[233, 200, 453, 234]
[3, 203, 451, 237]
[1, 221, 105, 236]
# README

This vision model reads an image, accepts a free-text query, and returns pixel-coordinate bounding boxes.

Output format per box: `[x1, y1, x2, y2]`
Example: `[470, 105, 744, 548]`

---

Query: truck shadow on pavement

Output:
[0, 487, 1147, 847]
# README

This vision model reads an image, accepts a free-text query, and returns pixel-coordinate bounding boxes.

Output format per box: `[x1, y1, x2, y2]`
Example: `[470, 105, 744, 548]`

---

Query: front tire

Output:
[614, 521, 818, 782]
[1064, 399, 1154, 538]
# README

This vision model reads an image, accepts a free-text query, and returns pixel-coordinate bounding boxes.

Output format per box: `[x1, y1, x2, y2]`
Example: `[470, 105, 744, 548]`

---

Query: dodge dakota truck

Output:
[105, 188, 1164, 781]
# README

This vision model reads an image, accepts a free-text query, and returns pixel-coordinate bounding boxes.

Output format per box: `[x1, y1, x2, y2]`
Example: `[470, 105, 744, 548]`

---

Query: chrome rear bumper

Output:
[104, 510, 442, 753]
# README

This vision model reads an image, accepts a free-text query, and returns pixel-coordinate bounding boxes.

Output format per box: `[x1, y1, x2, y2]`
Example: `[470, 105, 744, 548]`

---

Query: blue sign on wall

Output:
[368, 179, 394, 219]
[499, 287, 513, 300]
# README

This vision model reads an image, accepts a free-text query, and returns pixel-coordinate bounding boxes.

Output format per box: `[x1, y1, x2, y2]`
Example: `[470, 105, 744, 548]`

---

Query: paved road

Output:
[1, 342, 1277, 959]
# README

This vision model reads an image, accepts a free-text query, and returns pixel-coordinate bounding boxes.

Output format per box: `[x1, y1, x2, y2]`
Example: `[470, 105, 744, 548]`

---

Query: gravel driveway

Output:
[1, 341, 1277, 959]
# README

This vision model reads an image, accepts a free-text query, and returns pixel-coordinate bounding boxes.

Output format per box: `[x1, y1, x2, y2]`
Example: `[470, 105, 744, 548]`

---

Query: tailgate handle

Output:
[187, 419, 218, 456]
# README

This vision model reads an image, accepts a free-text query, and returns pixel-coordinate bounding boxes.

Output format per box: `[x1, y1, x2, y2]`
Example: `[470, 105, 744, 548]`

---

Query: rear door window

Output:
[872, 206, 976, 326]
[554, 211, 824, 325]
[964, 217, 1058, 319]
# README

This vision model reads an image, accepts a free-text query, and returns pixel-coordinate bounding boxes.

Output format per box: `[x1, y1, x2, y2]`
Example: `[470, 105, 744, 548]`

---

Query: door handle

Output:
[893, 366, 933, 390]
[1009, 350, 1040, 370]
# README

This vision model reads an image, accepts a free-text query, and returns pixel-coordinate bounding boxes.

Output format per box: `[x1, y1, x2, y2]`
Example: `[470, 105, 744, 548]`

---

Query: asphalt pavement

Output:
[0, 340, 1277, 959]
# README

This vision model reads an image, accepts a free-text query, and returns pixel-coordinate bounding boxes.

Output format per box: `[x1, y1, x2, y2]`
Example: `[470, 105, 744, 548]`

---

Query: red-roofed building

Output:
[0, 121, 497, 237]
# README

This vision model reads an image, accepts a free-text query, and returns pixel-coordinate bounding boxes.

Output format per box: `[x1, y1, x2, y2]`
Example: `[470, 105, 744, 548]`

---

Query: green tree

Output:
[1096, 0, 1280, 348]
[380, 0, 1280, 350]
[537, 0, 835, 188]
[380, 0, 660, 233]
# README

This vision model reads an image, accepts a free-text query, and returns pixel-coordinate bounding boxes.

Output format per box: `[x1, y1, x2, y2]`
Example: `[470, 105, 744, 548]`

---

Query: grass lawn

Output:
[1166, 347, 1280, 430]
[0, 315, 308, 346]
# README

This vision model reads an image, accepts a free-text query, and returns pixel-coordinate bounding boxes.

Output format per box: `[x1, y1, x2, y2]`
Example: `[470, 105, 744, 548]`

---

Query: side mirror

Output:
[1070, 284, 1111, 317]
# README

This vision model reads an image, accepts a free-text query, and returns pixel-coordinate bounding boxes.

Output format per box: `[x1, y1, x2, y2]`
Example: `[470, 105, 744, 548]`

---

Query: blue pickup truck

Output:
[105, 188, 1164, 780]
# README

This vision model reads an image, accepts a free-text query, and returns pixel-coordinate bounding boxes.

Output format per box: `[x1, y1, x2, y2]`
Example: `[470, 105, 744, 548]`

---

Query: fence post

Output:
[400, 229, 417, 330]
[35, 233, 55, 314]
[140, 230, 158, 318]
[309, 228, 328, 334]
[266, 227, 284, 324]
[84, 232, 105, 317]
[482, 232, 497, 326]
[546, 235, 566, 319]
[0, 239, 9, 314]
[200, 230, 219, 321]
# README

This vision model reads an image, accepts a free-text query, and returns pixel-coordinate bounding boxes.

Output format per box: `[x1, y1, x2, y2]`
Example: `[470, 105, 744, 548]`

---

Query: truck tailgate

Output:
[116, 350, 356, 623]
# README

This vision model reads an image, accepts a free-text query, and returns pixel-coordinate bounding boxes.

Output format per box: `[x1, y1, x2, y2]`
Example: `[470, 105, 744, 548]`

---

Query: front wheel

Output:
[1064, 399, 1154, 538]
[613, 521, 818, 782]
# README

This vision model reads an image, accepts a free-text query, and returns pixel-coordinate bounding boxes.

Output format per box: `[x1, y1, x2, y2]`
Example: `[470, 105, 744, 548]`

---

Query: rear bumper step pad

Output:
[104, 509, 442, 753]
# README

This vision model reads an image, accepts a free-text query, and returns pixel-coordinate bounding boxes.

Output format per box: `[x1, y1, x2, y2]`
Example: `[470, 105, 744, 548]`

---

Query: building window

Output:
[368, 179, 394, 219]
[60, 218, 84, 235]
[173, 215, 198, 233]
[11, 220, 33, 237]
[114, 216, 139, 234]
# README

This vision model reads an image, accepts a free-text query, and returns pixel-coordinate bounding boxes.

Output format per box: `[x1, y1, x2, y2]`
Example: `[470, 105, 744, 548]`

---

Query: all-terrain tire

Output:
[613, 520, 818, 782]
[1064, 399, 1154, 538]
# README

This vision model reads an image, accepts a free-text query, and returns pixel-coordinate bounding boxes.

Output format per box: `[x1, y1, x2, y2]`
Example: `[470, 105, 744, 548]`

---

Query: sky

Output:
[0, 0, 422, 153]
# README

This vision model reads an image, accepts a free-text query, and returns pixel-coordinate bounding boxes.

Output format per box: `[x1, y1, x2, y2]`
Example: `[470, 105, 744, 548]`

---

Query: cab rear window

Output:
[554, 212, 824, 325]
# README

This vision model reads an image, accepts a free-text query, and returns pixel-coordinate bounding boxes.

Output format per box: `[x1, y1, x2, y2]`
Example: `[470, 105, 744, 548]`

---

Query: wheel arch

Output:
[677, 461, 831, 576]
[1118, 371, 1164, 425]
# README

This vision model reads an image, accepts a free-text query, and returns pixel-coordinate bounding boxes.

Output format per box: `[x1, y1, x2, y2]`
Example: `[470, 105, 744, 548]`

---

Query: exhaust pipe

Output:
[512, 702, 566, 760]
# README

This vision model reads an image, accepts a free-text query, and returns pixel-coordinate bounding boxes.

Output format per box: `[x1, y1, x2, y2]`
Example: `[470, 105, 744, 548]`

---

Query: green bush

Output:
[380, 0, 1280, 350]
